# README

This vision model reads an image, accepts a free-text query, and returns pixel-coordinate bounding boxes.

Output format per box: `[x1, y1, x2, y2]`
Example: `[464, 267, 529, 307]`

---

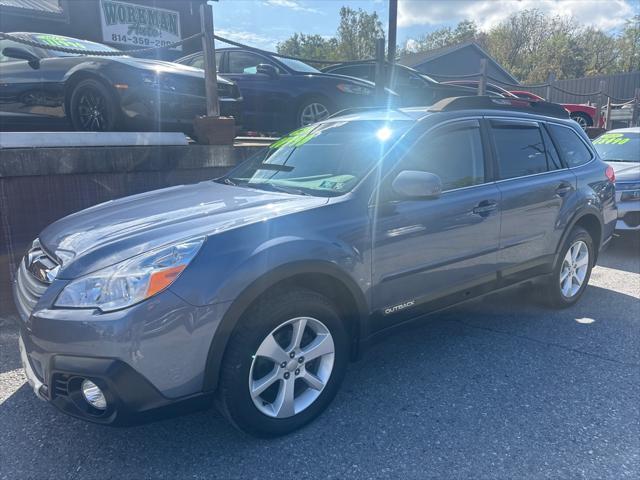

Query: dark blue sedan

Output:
[177, 48, 393, 133]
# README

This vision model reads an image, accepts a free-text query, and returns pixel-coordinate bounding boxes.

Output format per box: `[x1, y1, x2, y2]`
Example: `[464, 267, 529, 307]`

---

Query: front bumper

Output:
[615, 194, 640, 230]
[19, 331, 212, 425]
[14, 269, 230, 424]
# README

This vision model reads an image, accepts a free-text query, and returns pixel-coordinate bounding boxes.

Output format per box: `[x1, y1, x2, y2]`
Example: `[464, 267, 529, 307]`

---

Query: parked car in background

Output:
[15, 96, 615, 436]
[593, 127, 640, 231]
[0, 33, 242, 132]
[509, 90, 600, 129]
[177, 48, 397, 133]
[441, 80, 517, 98]
[320, 61, 485, 106]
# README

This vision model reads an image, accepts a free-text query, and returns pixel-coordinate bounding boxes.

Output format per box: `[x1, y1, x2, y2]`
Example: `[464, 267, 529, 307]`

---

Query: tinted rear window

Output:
[492, 123, 558, 179]
[548, 124, 593, 167]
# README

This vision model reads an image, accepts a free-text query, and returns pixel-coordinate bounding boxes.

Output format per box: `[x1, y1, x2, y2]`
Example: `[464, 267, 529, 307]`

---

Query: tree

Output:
[617, 15, 640, 73]
[276, 7, 384, 62]
[402, 20, 480, 54]
[276, 34, 339, 62]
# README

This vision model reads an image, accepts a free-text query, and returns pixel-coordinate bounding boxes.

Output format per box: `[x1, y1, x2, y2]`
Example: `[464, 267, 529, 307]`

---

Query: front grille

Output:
[14, 242, 58, 319]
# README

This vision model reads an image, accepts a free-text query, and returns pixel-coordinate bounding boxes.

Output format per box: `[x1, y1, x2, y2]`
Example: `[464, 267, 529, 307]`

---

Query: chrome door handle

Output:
[556, 182, 573, 196]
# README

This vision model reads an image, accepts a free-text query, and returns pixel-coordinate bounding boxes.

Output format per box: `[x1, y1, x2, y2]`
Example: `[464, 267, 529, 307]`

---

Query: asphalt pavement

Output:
[1, 234, 638, 480]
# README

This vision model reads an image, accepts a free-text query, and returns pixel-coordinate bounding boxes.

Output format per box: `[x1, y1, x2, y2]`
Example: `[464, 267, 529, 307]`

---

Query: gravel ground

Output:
[1, 234, 638, 480]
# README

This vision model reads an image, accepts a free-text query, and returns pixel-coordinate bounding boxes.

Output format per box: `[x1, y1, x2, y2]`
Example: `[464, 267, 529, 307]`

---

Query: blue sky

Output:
[211, 0, 640, 52]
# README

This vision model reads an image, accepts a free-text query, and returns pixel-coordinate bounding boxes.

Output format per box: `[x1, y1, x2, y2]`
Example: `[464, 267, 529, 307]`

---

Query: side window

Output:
[228, 51, 279, 74]
[389, 68, 419, 89]
[332, 65, 373, 81]
[185, 52, 221, 70]
[547, 124, 593, 167]
[540, 126, 563, 170]
[400, 121, 485, 191]
[491, 122, 558, 179]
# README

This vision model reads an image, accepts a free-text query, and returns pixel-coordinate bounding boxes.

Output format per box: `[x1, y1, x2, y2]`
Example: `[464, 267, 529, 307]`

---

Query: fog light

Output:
[81, 379, 107, 410]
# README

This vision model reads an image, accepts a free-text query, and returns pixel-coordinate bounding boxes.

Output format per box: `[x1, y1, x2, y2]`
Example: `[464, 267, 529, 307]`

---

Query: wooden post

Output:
[595, 80, 606, 129]
[374, 38, 386, 103]
[477, 59, 487, 96]
[631, 88, 640, 127]
[605, 96, 612, 130]
[387, 0, 397, 63]
[546, 73, 555, 102]
[200, 2, 219, 117]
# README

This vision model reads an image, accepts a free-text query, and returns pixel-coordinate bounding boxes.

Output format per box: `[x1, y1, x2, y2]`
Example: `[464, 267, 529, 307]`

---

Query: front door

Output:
[372, 119, 501, 326]
[0, 40, 47, 128]
[223, 50, 288, 132]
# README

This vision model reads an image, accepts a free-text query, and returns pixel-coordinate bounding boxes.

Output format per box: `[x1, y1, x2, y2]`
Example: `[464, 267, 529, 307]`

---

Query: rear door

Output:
[371, 118, 501, 324]
[488, 118, 576, 278]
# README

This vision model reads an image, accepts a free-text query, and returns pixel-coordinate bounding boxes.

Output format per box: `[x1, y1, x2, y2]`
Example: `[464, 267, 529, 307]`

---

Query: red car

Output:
[509, 90, 600, 129]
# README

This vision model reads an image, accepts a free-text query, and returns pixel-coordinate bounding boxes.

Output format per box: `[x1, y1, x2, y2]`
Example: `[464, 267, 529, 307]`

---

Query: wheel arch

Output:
[63, 70, 119, 116]
[202, 260, 368, 392]
[556, 209, 603, 265]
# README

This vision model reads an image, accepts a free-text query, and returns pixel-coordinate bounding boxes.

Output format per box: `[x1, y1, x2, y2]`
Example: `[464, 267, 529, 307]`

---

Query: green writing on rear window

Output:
[35, 35, 87, 50]
[593, 133, 631, 145]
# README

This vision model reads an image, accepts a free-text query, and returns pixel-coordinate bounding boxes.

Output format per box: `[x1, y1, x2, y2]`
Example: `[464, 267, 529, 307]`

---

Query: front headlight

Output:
[55, 238, 204, 312]
[336, 83, 372, 95]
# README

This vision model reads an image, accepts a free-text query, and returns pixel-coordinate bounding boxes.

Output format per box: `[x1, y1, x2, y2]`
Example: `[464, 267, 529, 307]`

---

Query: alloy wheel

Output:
[249, 316, 335, 418]
[300, 103, 330, 126]
[77, 88, 108, 131]
[571, 114, 588, 130]
[559, 240, 589, 298]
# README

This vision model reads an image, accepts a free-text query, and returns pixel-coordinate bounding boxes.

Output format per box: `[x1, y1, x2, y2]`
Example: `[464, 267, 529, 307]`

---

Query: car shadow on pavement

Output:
[598, 233, 640, 274]
[1, 278, 638, 479]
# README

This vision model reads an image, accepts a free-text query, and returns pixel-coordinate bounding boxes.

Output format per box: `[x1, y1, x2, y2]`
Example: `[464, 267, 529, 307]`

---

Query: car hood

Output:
[39, 181, 328, 279]
[109, 56, 233, 85]
[608, 161, 640, 182]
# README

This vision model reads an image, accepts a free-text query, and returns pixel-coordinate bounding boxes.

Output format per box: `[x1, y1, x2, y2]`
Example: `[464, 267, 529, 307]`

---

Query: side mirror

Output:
[257, 63, 278, 77]
[392, 170, 442, 199]
[2, 47, 40, 69]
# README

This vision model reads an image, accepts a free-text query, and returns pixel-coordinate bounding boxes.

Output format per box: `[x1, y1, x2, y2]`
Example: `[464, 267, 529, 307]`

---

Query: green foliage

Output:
[276, 6, 639, 82]
[277, 7, 384, 62]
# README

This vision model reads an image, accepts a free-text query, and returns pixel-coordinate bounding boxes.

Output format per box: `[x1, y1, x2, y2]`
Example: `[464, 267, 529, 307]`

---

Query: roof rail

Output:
[327, 106, 396, 119]
[428, 96, 569, 119]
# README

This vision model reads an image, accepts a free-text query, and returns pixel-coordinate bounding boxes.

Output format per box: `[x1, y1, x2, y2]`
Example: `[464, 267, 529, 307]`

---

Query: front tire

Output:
[542, 226, 594, 308]
[216, 288, 348, 437]
[69, 79, 118, 131]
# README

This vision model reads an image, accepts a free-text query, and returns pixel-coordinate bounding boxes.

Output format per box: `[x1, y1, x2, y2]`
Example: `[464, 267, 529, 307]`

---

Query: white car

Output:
[593, 127, 640, 231]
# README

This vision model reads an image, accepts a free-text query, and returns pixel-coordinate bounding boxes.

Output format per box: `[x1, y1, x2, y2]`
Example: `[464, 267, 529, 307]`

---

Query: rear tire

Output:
[570, 112, 592, 130]
[542, 226, 594, 308]
[69, 79, 119, 131]
[216, 288, 348, 437]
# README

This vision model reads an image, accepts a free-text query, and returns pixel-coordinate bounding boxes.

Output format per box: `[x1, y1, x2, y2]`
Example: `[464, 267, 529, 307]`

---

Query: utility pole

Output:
[193, 0, 234, 144]
[374, 38, 386, 103]
[200, 1, 219, 117]
[387, 0, 397, 63]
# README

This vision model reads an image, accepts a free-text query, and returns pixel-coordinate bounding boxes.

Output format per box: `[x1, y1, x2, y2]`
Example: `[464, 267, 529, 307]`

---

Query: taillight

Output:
[605, 165, 615, 183]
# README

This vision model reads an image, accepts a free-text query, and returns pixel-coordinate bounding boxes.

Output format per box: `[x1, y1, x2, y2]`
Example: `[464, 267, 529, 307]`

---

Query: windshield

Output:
[27, 33, 120, 57]
[593, 131, 639, 163]
[277, 56, 320, 73]
[221, 120, 413, 196]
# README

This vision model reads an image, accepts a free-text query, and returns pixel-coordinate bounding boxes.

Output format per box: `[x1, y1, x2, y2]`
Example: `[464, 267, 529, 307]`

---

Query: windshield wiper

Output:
[245, 182, 310, 196]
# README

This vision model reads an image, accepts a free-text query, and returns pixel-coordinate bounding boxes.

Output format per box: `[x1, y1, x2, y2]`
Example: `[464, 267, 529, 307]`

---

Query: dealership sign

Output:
[99, 0, 181, 50]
